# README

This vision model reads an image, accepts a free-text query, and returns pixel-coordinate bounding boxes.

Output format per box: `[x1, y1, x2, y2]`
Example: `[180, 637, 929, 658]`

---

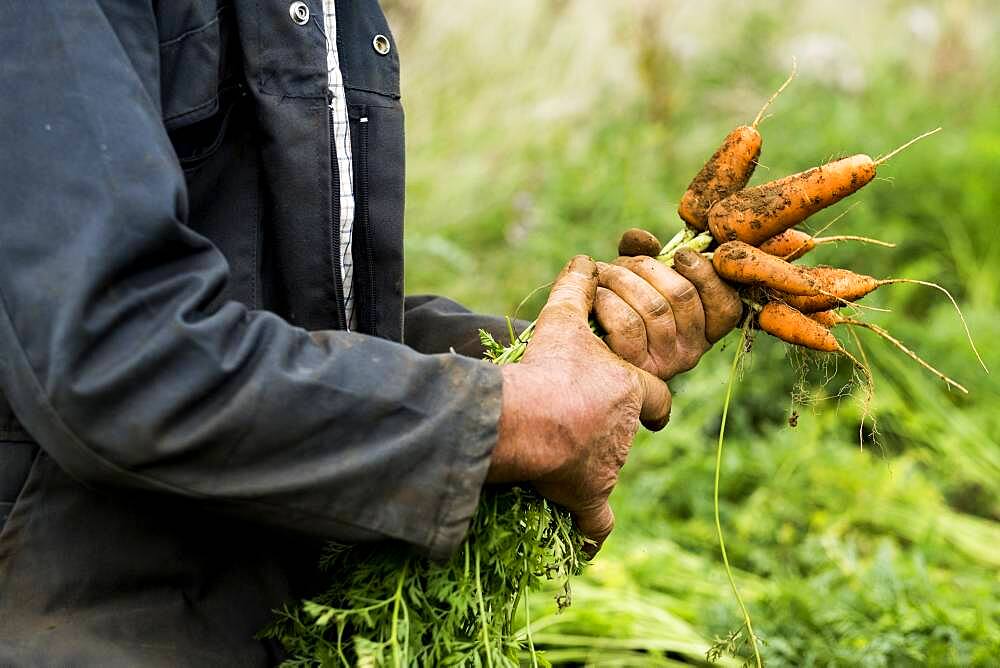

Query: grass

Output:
[389, 1, 1000, 664]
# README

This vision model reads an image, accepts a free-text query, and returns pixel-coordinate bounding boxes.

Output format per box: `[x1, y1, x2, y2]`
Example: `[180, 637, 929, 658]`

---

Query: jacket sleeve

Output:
[404, 296, 531, 357]
[0, 1, 499, 558]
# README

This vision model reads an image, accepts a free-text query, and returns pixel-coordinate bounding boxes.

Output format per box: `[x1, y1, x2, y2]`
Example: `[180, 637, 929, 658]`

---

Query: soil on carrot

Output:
[685, 129, 761, 211]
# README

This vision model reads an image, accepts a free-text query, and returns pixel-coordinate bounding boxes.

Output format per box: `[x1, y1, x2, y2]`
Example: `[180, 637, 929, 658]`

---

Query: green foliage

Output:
[263, 487, 587, 666]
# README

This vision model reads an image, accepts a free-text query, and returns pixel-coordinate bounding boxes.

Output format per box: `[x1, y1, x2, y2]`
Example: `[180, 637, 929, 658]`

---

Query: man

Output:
[0, 1, 741, 665]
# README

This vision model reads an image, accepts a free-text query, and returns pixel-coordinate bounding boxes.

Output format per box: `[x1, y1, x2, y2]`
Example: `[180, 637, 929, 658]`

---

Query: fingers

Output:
[672, 248, 743, 342]
[593, 287, 651, 372]
[536, 255, 598, 335]
[634, 365, 672, 431]
[618, 228, 662, 257]
[597, 262, 677, 347]
[615, 255, 706, 345]
[577, 502, 615, 557]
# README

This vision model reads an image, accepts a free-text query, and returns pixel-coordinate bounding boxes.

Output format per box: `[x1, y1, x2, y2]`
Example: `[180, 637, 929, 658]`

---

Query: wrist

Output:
[487, 365, 527, 483]
[487, 364, 565, 484]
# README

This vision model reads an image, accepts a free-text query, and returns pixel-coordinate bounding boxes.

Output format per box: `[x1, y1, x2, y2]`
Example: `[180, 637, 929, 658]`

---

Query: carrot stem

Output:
[657, 230, 714, 265]
[713, 321, 763, 668]
[874, 127, 942, 166]
[752, 57, 797, 129]
[474, 550, 494, 668]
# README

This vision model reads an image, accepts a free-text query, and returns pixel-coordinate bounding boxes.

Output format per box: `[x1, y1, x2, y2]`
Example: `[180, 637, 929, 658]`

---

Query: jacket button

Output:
[372, 34, 391, 55]
[289, 1, 310, 25]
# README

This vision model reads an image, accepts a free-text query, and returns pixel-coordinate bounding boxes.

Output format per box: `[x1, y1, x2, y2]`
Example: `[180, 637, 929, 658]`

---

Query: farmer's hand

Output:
[595, 228, 742, 381]
[487, 255, 671, 553]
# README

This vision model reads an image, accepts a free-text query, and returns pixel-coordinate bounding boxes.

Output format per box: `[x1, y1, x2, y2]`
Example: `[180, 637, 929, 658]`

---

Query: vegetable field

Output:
[400, 1, 999, 664]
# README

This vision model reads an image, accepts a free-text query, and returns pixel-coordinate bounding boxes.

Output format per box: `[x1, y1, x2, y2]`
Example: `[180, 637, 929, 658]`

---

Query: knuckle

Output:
[671, 282, 699, 304]
[601, 262, 629, 280]
[622, 310, 645, 337]
[647, 296, 672, 319]
[612, 257, 638, 272]
[554, 281, 589, 302]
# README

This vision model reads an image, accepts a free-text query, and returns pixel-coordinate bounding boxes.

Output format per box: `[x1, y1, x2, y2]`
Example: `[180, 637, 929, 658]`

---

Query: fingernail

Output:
[673, 249, 695, 268]
[569, 255, 596, 275]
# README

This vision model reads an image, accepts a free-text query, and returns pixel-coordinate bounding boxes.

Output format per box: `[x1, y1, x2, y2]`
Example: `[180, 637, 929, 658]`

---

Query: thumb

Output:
[634, 366, 672, 431]
[577, 502, 615, 557]
[535, 255, 598, 336]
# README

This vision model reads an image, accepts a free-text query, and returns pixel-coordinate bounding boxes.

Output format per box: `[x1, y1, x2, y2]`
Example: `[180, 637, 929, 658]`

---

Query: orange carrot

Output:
[713, 241, 819, 296]
[677, 62, 797, 230]
[759, 230, 895, 261]
[808, 309, 841, 328]
[777, 267, 880, 312]
[678, 126, 761, 231]
[708, 129, 942, 245]
[758, 229, 816, 260]
[709, 155, 877, 245]
[758, 302, 840, 352]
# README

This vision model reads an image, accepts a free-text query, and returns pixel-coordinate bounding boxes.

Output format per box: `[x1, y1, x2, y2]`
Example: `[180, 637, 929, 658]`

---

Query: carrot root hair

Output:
[838, 346, 876, 448]
[751, 57, 797, 129]
[874, 127, 943, 166]
[816, 289, 892, 313]
[841, 318, 969, 394]
[847, 323, 872, 375]
[879, 278, 989, 373]
[804, 201, 861, 238]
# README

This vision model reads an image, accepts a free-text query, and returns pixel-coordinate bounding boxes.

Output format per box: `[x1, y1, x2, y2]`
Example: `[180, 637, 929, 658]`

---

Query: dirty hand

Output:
[595, 228, 743, 381]
[487, 255, 671, 553]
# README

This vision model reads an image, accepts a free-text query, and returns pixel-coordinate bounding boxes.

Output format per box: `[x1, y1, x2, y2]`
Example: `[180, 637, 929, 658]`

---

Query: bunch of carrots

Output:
[626, 63, 985, 403]
[614, 64, 987, 668]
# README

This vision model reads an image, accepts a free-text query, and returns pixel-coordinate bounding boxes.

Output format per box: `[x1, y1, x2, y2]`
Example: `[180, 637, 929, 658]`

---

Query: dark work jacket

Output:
[0, 1, 511, 665]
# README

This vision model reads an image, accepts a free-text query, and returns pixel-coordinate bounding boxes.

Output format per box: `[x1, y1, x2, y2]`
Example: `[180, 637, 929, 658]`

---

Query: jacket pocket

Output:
[170, 83, 245, 172]
[159, 1, 237, 129]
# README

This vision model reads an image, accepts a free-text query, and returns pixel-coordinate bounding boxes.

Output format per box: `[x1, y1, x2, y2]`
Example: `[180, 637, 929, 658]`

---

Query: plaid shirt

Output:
[321, 0, 357, 329]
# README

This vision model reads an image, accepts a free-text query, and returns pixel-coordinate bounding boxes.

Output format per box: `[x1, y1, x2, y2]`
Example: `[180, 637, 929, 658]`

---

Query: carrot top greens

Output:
[261, 328, 586, 667]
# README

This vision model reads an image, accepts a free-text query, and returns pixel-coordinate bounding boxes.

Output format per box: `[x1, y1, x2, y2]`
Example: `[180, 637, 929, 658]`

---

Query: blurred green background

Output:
[387, 1, 1000, 665]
